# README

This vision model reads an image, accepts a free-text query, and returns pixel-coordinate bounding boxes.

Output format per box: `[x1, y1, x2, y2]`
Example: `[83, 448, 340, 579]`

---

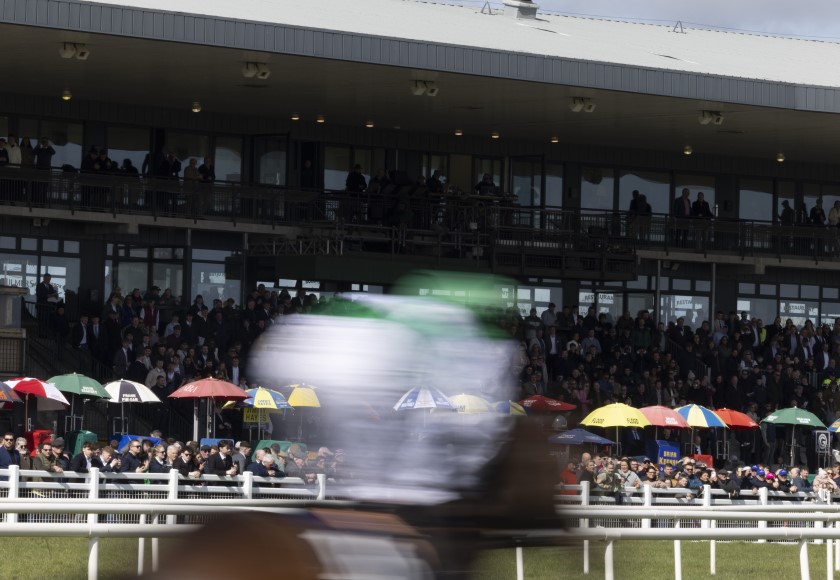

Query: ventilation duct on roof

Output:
[503, 0, 539, 20]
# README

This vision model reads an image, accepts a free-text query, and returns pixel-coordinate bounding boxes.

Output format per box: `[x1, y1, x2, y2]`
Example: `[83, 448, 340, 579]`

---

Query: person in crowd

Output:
[205, 440, 237, 477]
[173, 446, 201, 478]
[231, 441, 251, 474]
[98, 446, 121, 473]
[69, 442, 102, 473]
[119, 440, 149, 473]
[345, 164, 367, 193]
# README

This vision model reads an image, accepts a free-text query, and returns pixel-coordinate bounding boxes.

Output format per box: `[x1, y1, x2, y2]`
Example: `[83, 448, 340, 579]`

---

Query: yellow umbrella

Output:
[286, 384, 321, 407]
[581, 403, 651, 455]
[448, 393, 492, 414]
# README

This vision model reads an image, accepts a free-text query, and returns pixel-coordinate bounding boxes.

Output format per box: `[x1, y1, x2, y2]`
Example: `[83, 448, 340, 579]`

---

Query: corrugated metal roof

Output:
[84, 0, 840, 88]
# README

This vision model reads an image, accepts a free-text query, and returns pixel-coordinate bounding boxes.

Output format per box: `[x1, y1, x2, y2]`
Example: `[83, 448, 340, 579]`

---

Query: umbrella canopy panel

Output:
[640, 405, 690, 429]
[714, 408, 759, 430]
[448, 394, 492, 414]
[519, 395, 576, 412]
[103, 380, 161, 404]
[48, 373, 109, 399]
[394, 387, 455, 411]
[761, 407, 826, 428]
[286, 385, 322, 408]
[6, 378, 69, 406]
[675, 404, 727, 429]
[169, 378, 248, 402]
[581, 403, 651, 428]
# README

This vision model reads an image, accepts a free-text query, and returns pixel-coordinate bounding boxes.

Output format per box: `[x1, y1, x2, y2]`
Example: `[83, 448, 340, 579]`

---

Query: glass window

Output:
[193, 249, 233, 261]
[658, 277, 669, 291]
[739, 283, 756, 294]
[107, 126, 149, 175]
[253, 135, 288, 186]
[421, 153, 449, 181]
[780, 284, 798, 298]
[0, 237, 14, 250]
[778, 180, 796, 224]
[626, 275, 647, 290]
[695, 280, 711, 292]
[739, 178, 773, 222]
[672, 279, 691, 291]
[166, 132, 210, 178]
[801, 285, 819, 299]
[116, 263, 148, 296]
[128, 247, 148, 259]
[24, 121, 84, 170]
[596, 292, 623, 325]
[779, 300, 818, 328]
[675, 174, 716, 214]
[760, 284, 776, 295]
[822, 303, 840, 325]
[42, 240, 59, 253]
[824, 288, 839, 300]
[324, 146, 353, 191]
[214, 136, 242, 183]
[737, 297, 777, 326]
[475, 157, 503, 191]
[64, 241, 79, 254]
[545, 162, 563, 208]
[0, 253, 38, 296]
[21, 238, 36, 251]
[41, 257, 80, 301]
[192, 261, 240, 304]
[152, 263, 183, 301]
[581, 167, 614, 212]
[660, 295, 709, 329]
[511, 157, 542, 208]
[619, 170, 670, 215]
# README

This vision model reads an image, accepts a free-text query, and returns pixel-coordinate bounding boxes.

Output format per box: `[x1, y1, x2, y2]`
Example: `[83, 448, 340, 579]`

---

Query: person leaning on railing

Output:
[595, 462, 624, 504]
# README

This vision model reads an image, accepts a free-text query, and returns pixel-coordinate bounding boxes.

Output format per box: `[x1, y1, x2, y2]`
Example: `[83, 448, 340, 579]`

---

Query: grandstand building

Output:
[1, 0, 840, 327]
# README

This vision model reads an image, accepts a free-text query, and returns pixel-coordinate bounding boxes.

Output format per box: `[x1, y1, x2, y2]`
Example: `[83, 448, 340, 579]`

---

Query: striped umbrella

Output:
[5, 378, 69, 431]
[448, 393, 492, 414]
[393, 386, 455, 411]
[675, 404, 727, 428]
[494, 400, 527, 416]
[103, 380, 162, 435]
[223, 387, 293, 410]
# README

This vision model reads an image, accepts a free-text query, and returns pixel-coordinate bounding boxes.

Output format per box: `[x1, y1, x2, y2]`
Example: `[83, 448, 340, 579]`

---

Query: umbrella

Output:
[283, 384, 322, 442]
[494, 400, 527, 416]
[828, 418, 840, 433]
[714, 408, 759, 430]
[0, 382, 23, 405]
[675, 404, 727, 428]
[394, 387, 455, 411]
[548, 428, 615, 446]
[580, 403, 651, 454]
[48, 373, 110, 432]
[6, 377, 70, 431]
[223, 387, 293, 410]
[169, 378, 249, 441]
[103, 380, 162, 435]
[639, 405, 690, 439]
[518, 395, 576, 412]
[762, 406, 826, 466]
[448, 393, 492, 414]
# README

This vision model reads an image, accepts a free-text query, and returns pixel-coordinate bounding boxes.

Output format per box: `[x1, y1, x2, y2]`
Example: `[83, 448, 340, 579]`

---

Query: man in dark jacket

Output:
[0, 432, 20, 481]
[119, 440, 148, 473]
[172, 447, 200, 478]
[69, 442, 103, 473]
[204, 440, 237, 476]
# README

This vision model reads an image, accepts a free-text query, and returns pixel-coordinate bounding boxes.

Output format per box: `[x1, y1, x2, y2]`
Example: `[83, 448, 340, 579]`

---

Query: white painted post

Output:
[710, 519, 716, 575]
[800, 540, 811, 580]
[604, 540, 614, 580]
[87, 468, 100, 580]
[241, 471, 253, 500]
[816, 514, 825, 545]
[581, 481, 590, 575]
[828, 526, 834, 580]
[151, 514, 159, 573]
[642, 484, 652, 529]
[701, 485, 711, 529]
[317, 473, 326, 501]
[166, 470, 179, 525]
[7, 465, 19, 524]
[515, 546, 524, 580]
[137, 513, 146, 576]
[757, 487, 768, 543]
[835, 521, 839, 571]
[674, 518, 682, 580]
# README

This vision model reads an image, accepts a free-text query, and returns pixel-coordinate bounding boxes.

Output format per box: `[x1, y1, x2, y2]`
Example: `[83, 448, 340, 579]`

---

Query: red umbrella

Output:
[640, 406, 690, 429]
[714, 408, 759, 430]
[5, 377, 69, 432]
[169, 378, 249, 441]
[518, 395, 576, 412]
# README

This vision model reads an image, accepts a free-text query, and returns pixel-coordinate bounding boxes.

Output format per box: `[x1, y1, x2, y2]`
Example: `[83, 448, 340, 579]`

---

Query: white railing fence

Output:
[0, 465, 330, 580]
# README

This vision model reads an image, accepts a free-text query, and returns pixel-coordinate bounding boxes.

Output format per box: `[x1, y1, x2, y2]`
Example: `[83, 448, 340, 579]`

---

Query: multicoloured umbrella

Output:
[0, 382, 23, 405]
[675, 404, 727, 429]
[103, 380, 162, 435]
[494, 400, 527, 416]
[518, 395, 576, 412]
[714, 408, 759, 430]
[394, 387, 455, 411]
[6, 377, 69, 405]
[223, 387, 293, 410]
[448, 393, 492, 414]
[828, 418, 840, 433]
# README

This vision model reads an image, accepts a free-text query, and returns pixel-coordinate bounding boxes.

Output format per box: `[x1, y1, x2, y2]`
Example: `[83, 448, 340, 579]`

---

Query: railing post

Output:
[828, 523, 834, 580]
[701, 485, 711, 529]
[317, 473, 326, 501]
[87, 467, 100, 580]
[642, 484, 652, 528]
[710, 518, 716, 575]
[581, 480, 590, 575]
[674, 518, 682, 580]
[604, 540, 614, 580]
[801, 540, 811, 580]
[7, 465, 19, 524]
[835, 521, 839, 571]
[515, 545, 524, 580]
[137, 513, 146, 576]
[817, 512, 825, 545]
[758, 487, 768, 542]
[166, 470, 179, 525]
[241, 471, 253, 500]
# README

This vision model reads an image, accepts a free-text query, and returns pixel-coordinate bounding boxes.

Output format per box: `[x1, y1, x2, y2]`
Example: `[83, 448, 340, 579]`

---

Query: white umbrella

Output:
[103, 380, 161, 434]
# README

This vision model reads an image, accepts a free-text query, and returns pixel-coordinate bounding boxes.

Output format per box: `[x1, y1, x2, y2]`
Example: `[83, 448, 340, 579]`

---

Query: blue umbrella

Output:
[548, 428, 615, 446]
[393, 387, 456, 411]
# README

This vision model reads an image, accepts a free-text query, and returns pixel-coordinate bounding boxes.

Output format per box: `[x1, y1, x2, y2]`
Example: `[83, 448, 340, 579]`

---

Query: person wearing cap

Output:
[284, 450, 307, 479]
[51, 437, 70, 472]
[231, 441, 251, 474]
[712, 469, 739, 498]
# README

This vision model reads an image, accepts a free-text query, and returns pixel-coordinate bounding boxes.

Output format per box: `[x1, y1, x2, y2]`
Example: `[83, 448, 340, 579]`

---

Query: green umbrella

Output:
[48, 373, 110, 433]
[761, 407, 826, 466]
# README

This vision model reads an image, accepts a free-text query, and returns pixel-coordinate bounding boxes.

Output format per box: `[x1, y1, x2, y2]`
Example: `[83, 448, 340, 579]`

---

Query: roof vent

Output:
[503, 0, 539, 20]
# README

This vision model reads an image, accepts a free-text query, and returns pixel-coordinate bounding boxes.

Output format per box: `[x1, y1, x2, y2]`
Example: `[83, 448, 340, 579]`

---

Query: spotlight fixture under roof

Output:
[454, 129, 463, 136]
[61, 89, 72, 101]
[191, 101, 202, 113]
[550, 136, 559, 144]
[683, 145, 693, 155]
[290, 113, 300, 121]
[316, 115, 325, 123]
[776, 153, 785, 163]
[491, 131, 500, 139]
[365, 120, 374, 128]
